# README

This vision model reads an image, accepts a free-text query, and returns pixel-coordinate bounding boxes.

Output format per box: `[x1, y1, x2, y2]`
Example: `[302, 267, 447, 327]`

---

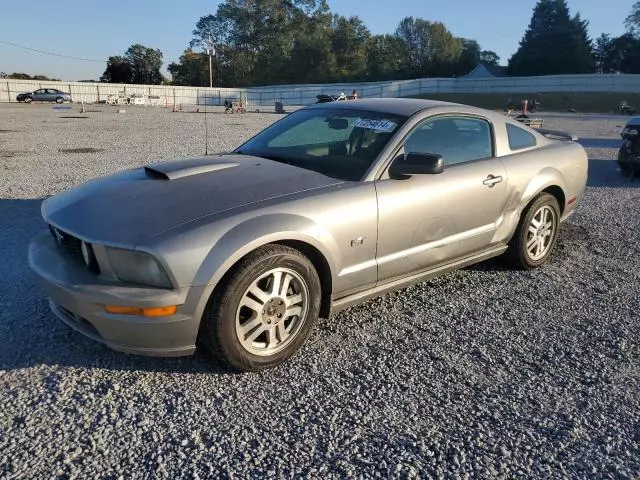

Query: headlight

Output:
[105, 247, 172, 289]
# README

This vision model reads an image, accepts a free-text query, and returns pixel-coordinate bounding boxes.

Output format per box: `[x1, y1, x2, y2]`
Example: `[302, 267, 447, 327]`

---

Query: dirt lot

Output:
[1, 103, 639, 479]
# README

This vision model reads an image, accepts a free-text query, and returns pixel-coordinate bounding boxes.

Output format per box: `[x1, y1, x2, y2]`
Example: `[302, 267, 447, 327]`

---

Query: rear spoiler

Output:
[536, 128, 578, 142]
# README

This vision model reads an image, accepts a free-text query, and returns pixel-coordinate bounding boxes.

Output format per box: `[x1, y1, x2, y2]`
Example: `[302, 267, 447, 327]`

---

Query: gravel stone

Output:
[0, 105, 639, 478]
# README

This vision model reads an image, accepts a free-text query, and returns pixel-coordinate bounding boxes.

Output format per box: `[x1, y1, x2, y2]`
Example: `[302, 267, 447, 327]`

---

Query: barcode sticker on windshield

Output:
[353, 119, 397, 132]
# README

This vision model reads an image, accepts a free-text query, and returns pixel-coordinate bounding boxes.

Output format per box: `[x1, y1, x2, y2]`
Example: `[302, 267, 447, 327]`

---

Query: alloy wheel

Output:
[235, 267, 309, 356]
[526, 205, 556, 261]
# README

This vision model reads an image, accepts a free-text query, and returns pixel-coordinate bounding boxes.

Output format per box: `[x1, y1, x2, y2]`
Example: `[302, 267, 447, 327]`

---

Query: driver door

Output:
[375, 115, 509, 283]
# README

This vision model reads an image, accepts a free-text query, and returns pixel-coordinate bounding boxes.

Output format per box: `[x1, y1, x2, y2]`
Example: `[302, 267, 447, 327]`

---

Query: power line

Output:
[0, 40, 106, 62]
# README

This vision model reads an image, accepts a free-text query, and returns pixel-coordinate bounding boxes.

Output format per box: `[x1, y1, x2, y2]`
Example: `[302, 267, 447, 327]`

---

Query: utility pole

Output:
[206, 34, 215, 89]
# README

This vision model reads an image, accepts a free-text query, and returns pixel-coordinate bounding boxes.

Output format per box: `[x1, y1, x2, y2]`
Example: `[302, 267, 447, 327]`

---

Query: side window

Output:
[403, 116, 493, 166]
[506, 123, 537, 150]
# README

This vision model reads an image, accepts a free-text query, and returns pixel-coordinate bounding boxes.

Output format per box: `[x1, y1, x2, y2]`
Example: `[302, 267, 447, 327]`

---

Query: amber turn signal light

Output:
[104, 305, 177, 317]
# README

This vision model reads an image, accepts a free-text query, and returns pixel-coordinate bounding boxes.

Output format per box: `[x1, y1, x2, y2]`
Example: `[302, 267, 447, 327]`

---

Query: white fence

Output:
[2, 74, 640, 107]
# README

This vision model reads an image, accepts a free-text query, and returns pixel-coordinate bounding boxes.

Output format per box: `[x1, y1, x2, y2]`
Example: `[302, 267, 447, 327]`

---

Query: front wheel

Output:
[506, 193, 561, 269]
[23, 97, 32, 104]
[199, 244, 321, 372]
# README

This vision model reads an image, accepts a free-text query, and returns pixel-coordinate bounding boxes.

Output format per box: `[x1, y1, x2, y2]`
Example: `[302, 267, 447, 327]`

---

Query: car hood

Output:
[42, 154, 343, 246]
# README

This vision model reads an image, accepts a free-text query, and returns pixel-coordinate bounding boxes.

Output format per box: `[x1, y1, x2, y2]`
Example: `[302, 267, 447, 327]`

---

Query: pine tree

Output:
[508, 0, 594, 76]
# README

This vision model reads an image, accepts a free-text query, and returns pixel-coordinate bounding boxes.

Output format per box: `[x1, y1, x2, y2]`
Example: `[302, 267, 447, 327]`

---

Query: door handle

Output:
[483, 174, 503, 188]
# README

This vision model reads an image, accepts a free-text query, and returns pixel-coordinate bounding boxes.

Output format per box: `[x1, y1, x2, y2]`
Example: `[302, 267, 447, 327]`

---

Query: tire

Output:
[23, 97, 32, 104]
[199, 244, 321, 372]
[506, 193, 561, 269]
[55, 97, 64, 104]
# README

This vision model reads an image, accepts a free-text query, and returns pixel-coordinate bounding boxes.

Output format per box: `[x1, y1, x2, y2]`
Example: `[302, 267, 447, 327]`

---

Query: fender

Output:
[188, 213, 340, 322]
[495, 165, 568, 243]
[520, 166, 568, 211]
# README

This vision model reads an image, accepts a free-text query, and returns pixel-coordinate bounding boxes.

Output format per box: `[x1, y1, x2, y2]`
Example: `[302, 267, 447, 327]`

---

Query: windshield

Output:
[236, 108, 406, 181]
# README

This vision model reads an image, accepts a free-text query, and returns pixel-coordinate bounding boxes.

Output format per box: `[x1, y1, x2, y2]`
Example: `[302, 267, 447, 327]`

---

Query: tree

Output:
[287, 11, 337, 84]
[3, 72, 60, 81]
[594, 33, 614, 73]
[174, 2, 495, 85]
[607, 34, 640, 73]
[288, 28, 336, 84]
[331, 15, 371, 81]
[168, 49, 210, 86]
[455, 39, 481, 76]
[395, 17, 462, 77]
[100, 56, 133, 83]
[452, 42, 501, 76]
[625, 1, 640, 33]
[508, 0, 594, 75]
[125, 44, 164, 84]
[479, 50, 500, 66]
[101, 45, 164, 84]
[188, 0, 331, 86]
[365, 34, 410, 81]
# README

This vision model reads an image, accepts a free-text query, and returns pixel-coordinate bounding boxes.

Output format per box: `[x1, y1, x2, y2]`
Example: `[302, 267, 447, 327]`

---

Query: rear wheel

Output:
[199, 244, 321, 372]
[55, 97, 64, 104]
[506, 193, 560, 269]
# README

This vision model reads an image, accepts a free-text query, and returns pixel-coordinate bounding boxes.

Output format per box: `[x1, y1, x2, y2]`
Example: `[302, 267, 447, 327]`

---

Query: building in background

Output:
[464, 63, 508, 78]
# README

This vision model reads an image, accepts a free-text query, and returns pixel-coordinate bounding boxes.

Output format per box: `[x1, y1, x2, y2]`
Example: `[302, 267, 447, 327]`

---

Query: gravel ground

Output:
[0, 103, 639, 479]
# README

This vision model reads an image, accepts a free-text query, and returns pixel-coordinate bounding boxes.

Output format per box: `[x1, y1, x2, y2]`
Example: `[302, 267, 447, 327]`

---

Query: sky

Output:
[0, 0, 634, 81]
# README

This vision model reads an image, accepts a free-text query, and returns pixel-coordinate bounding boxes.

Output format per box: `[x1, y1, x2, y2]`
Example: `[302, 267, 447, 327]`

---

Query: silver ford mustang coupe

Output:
[29, 99, 588, 371]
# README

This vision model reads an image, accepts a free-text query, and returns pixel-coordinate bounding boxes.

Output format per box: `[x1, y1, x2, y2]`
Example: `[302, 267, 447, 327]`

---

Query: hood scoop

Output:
[144, 157, 239, 180]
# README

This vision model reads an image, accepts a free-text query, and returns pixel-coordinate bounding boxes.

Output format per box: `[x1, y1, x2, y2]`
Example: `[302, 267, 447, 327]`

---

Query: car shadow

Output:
[0, 198, 229, 374]
[587, 158, 640, 188]
[578, 138, 622, 149]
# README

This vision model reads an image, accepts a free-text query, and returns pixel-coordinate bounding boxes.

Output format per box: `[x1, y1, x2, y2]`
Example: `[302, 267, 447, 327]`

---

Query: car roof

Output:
[307, 97, 464, 117]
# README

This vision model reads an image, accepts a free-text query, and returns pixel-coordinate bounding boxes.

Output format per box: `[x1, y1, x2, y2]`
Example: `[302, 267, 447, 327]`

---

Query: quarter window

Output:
[404, 116, 493, 166]
[506, 123, 537, 150]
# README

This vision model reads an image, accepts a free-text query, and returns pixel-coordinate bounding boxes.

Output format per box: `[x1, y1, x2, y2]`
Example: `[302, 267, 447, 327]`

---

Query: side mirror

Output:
[389, 152, 444, 178]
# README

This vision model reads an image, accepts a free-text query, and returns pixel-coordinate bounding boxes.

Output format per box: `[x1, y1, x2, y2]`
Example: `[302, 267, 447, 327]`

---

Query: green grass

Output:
[408, 92, 640, 114]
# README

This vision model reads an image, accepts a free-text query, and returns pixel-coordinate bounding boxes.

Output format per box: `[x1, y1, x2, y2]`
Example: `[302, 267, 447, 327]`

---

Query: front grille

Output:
[48, 225, 100, 273]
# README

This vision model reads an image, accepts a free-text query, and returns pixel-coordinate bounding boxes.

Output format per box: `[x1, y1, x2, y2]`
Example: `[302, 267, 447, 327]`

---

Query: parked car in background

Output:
[29, 98, 588, 372]
[16, 88, 72, 104]
[618, 116, 640, 179]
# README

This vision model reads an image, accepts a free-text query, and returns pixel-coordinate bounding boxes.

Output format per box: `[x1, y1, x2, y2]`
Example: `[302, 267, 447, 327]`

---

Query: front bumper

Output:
[28, 231, 203, 357]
